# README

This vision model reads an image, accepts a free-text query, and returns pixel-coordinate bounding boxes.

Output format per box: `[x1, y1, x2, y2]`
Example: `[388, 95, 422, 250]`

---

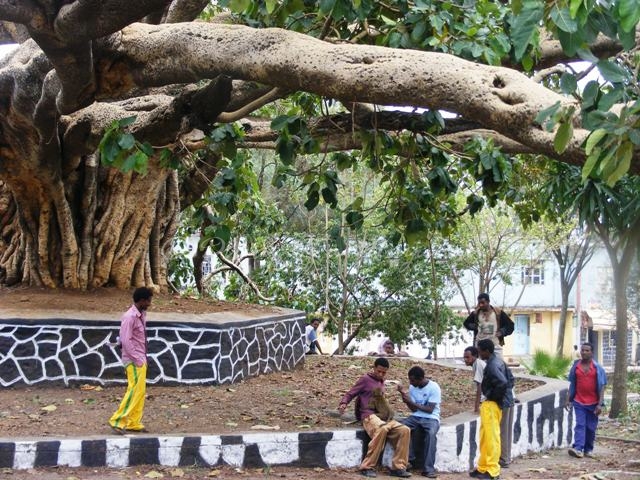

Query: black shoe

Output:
[360, 470, 377, 478]
[109, 425, 125, 435]
[499, 459, 510, 468]
[389, 469, 412, 478]
[469, 470, 497, 479]
[406, 462, 413, 471]
[421, 472, 438, 478]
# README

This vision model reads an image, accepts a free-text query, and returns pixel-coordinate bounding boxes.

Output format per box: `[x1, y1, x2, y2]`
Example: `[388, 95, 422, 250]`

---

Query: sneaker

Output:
[498, 459, 510, 468]
[360, 470, 377, 478]
[468, 471, 497, 479]
[421, 472, 438, 478]
[389, 469, 412, 478]
[568, 448, 584, 458]
[584, 451, 597, 459]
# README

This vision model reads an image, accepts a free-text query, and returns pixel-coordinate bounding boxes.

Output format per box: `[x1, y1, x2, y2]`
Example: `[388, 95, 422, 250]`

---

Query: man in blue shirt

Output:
[398, 366, 441, 478]
[305, 318, 324, 355]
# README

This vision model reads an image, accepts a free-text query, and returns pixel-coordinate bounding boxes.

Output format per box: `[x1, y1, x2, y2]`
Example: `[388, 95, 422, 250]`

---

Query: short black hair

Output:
[374, 357, 390, 368]
[464, 346, 479, 357]
[133, 287, 153, 303]
[408, 366, 425, 380]
[477, 339, 495, 353]
[581, 342, 593, 350]
[477, 293, 490, 302]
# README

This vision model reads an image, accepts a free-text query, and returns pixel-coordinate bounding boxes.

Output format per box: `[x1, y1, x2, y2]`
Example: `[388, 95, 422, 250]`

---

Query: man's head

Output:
[477, 339, 494, 360]
[133, 287, 153, 311]
[477, 293, 491, 311]
[382, 339, 395, 355]
[372, 357, 390, 380]
[407, 365, 426, 387]
[463, 346, 479, 366]
[580, 342, 593, 361]
[310, 319, 321, 330]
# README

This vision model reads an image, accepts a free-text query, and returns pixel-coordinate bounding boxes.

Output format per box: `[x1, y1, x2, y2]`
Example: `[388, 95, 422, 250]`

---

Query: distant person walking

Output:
[398, 366, 441, 478]
[109, 287, 153, 434]
[565, 342, 607, 459]
[305, 318, 324, 355]
[463, 293, 514, 359]
[338, 357, 411, 478]
[470, 339, 513, 480]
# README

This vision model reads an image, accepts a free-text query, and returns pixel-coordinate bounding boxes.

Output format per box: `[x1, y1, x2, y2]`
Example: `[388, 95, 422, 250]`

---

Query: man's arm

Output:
[463, 312, 478, 332]
[474, 383, 481, 413]
[313, 340, 324, 355]
[498, 310, 515, 337]
[338, 376, 365, 413]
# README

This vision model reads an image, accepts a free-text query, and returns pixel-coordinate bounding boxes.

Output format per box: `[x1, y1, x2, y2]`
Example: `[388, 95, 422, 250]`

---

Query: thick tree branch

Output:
[165, 0, 210, 23]
[94, 22, 615, 171]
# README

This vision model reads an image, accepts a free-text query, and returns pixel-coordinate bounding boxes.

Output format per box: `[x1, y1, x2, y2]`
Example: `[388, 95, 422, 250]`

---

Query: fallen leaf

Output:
[207, 470, 220, 477]
[170, 468, 184, 477]
[65, 398, 74, 404]
[297, 424, 311, 429]
[180, 404, 189, 409]
[528, 468, 547, 473]
[80, 384, 96, 391]
[314, 467, 325, 472]
[226, 388, 236, 392]
[41, 405, 57, 412]
[250, 424, 280, 430]
[240, 415, 253, 421]
[145, 470, 164, 478]
[225, 422, 238, 427]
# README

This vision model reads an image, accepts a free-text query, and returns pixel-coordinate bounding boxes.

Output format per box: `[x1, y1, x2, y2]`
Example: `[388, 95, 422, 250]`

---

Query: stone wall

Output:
[0, 387, 573, 472]
[0, 314, 306, 386]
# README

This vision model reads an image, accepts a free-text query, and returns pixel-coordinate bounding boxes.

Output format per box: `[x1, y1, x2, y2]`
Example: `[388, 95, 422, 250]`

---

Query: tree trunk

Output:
[0, 159, 180, 290]
[609, 262, 631, 417]
[555, 283, 571, 356]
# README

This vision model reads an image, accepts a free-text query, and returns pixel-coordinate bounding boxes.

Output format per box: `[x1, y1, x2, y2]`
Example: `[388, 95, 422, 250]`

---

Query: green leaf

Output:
[321, 187, 337, 206]
[550, 6, 578, 32]
[581, 149, 600, 181]
[271, 115, 294, 131]
[569, 0, 582, 18]
[559, 73, 577, 94]
[581, 81, 600, 110]
[617, 0, 640, 32]
[554, 122, 573, 153]
[229, 0, 250, 11]
[557, 29, 583, 56]
[118, 116, 137, 127]
[535, 101, 561, 128]
[345, 211, 364, 230]
[265, 0, 277, 14]
[597, 60, 628, 83]
[510, 2, 543, 60]
[606, 142, 632, 186]
[585, 129, 607, 155]
[117, 133, 135, 150]
[304, 190, 319, 211]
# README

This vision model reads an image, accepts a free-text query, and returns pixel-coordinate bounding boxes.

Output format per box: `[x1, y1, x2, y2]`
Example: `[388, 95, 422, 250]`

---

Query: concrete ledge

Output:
[0, 382, 574, 472]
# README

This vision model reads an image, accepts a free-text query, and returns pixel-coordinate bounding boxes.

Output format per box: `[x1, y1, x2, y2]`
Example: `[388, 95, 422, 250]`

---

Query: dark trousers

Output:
[402, 416, 439, 474]
[572, 401, 599, 453]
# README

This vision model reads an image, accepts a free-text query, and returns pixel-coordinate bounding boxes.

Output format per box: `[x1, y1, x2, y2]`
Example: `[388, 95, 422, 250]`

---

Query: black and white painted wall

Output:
[0, 386, 574, 472]
[0, 313, 306, 387]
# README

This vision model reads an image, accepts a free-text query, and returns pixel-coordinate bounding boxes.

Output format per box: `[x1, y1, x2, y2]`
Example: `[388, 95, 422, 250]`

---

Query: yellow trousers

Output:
[478, 400, 502, 478]
[109, 363, 147, 431]
[360, 414, 410, 471]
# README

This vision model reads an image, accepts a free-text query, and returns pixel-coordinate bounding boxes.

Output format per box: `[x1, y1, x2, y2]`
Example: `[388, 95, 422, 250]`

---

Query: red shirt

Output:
[574, 361, 599, 405]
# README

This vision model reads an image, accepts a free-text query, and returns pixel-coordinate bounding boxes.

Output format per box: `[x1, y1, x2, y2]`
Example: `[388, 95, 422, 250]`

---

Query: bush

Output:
[524, 350, 573, 379]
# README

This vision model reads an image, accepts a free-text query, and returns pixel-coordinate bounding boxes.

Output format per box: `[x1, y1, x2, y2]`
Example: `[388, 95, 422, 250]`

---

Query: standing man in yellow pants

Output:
[109, 287, 153, 434]
[470, 339, 512, 480]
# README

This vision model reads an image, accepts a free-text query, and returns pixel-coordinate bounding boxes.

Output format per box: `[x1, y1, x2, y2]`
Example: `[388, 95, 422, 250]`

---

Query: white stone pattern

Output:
[0, 315, 305, 386]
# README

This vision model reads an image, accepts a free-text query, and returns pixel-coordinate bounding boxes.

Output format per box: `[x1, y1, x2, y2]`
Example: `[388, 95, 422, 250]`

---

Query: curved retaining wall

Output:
[0, 376, 573, 472]
[0, 313, 306, 386]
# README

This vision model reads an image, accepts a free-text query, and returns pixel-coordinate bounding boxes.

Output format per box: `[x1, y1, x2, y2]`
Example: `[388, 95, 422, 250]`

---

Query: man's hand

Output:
[338, 403, 347, 414]
[564, 401, 571, 412]
[496, 331, 504, 339]
[595, 405, 603, 416]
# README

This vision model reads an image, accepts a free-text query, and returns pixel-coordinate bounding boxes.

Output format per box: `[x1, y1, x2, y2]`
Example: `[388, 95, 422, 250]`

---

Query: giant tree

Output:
[0, 1, 639, 290]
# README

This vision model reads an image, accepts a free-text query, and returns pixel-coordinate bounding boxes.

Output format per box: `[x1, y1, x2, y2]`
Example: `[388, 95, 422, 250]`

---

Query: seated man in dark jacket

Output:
[463, 293, 514, 359]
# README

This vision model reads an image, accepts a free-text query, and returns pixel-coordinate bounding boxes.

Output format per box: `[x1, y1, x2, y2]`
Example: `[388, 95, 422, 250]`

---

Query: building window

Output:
[202, 255, 212, 275]
[521, 262, 545, 285]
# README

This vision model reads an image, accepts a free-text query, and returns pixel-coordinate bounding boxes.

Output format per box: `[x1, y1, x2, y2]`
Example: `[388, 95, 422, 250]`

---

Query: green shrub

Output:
[524, 350, 573, 379]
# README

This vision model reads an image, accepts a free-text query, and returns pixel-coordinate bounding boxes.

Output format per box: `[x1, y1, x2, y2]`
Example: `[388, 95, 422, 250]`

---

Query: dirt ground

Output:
[0, 286, 278, 316]
[0, 355, 543, 438]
